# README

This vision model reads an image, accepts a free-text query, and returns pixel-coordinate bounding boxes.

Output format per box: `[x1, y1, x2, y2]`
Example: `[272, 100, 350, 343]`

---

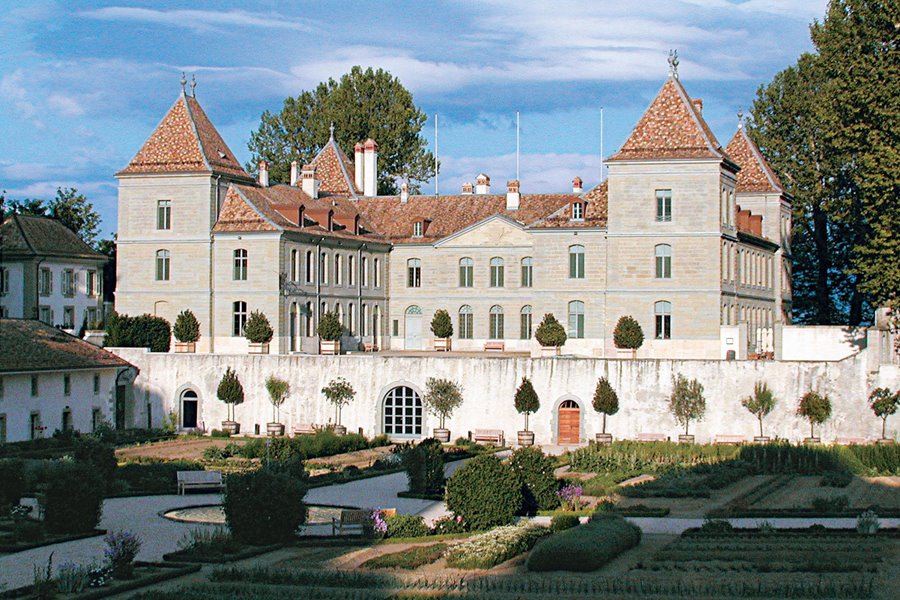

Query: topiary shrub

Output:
[613, 315, 644, 350]
[105, 312, 171, 352]
[317, 311, 344, 342]
[173, 309, 200, 343]
[797, 391, 832, 439]
[508, 446, 559, 514]
[403, 438, 445, 495]
[526, 513, 641, 572]
[43, 462, 104, 533]
[550, 514, 581, 532]
[592, 377, 619, 434]
[669, 374, 706, 436]
[445, 454, 522, 530]
[534, 313, 567, 347]
[224, 469, 307, 545]
[385, 514, 429, 538]
[430, 309, 453, 338]
[217, 367, 244, 422]
[514, 377, 540, 432]
[0, 459, 26, 514]
[244, 310, 274, 344]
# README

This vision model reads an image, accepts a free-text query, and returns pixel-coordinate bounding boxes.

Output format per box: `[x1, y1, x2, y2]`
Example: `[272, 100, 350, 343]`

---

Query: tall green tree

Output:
[248, 66, 436, 194]
[2, 187, 101, 249]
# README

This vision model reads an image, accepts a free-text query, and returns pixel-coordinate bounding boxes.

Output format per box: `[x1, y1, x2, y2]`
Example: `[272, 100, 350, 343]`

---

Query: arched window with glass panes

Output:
[520, 305, 533, 339]
[459, 258, 473, 287]
[458, 305, 473, 339]
[569, 245, 585, 279]
[655, 244, 672, 279]
[489, 305, 504, 339]
[654, 300, 672, 339]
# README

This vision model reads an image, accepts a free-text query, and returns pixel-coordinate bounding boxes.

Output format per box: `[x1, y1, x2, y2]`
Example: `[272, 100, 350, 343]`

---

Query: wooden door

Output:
[558, 400, 580, 444]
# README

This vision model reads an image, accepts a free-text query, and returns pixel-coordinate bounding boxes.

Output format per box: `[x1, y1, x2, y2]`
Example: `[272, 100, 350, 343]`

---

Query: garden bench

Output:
[635, 433, 667, 442]
[483, 341, 505, 352]
[332, 509, 371, 535]
[714, 434, 746, 445]
[364, 342, 379, 352]
[470, 429, 505, 446]
[835, 436, 869, 446]
[176, 470, 224, 495]
[293, 423, 318, 436]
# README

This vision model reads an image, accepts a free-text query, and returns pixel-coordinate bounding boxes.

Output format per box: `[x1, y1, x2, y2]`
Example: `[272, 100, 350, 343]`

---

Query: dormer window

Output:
[572, 202, 584, 220]
[413, 221, 423, 237]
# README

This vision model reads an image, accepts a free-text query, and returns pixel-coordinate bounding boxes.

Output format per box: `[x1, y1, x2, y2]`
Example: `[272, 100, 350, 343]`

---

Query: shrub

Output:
[224, 469, 307, 545]
[570, 440, 740, 473]
[73, 436, 117, 487]
[508, 446, 559, 514]
[43, 461, 104, 533]
[550, 514, 580, 532]
[177, 527, 243, 557]
[56, 562, 92, 594]
[869, 387, 899, 439]
[317, 311, 344, 342]
[402, 438, 445, 495]
[514, 377, 540, 432]
[811, 495, 849, 513]
[526, 513, 641, 572]
[104, 530, 142, 579]
[445, 522, 550, 569]
[856, 509, 880, 534]
[797, 391, 832, 438]
[105, 312, 171, 352]
[699, 517, 734, 533]
[385, 514, 429, 538]
[445, 454, 522, 530]
[173, 309, 200, 343]
[430, 515, 468, 535]
[613, 315, 644, 350]
[669, 373, 706, 436]
[534, 313, 566, 347]
[0, 459, 26, 513]
[217, 367, 244, 422]
[264, 375, 289, 424]
[430, 309, 453, 338]
[820, 470, 853, 487]
[592, 377, 619, 434]
[422, 377, 463, 430]
[741, 381, 777, 438]
[362, 543, 447, 570]
[322, 377, 355, 427]
[114, 460, 204, 494]
[244, 310, 273, 344]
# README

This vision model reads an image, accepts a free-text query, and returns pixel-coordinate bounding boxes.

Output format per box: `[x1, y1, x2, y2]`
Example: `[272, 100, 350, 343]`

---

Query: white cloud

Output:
[0, 70, 38, 121]
[79, 7, 317, 34]
[47, 93, 85, 117]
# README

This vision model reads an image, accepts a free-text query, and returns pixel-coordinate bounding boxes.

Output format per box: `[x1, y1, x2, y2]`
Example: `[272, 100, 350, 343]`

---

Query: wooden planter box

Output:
[876, 438, 895, 445]
[222, 420, 240, 435]
[517, 431, 535, 447]
[434, 338, 452, 352]
[267, 422, 285, 436]
[540, 346, 561, 357]
[616, 348, 637, 359]
[433, 428, 451, 443]
[677, 434, 695, 444]
[333, 424, 347, 436]
[804, 437, 821, 445]
[595, 433, 613, 445]
[248, 342, 269, 354]
[753, 436, 771, 444]
[174, 341, 196, 353]
[320, 340, 340, 355]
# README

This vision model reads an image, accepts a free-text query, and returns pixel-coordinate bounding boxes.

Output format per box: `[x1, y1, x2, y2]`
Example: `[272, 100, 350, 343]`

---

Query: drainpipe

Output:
[34, 258, 46, 320]
[209, 175, 221, 353]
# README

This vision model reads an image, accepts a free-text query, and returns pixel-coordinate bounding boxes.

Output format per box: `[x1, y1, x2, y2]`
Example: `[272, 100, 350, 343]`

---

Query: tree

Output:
[741, 381, 777, 438]
[669, 374, 705, 436]
[430, 309, 453, 339]
[248, 66, 436, 194]
[244, 310, 274, 344]
[3, 187, 102, 249]
[322, 377, 355, 427]
[797, 391, 832, 439]
[265, 375, 290, 424]
[317, 311, 344, 342]
[514, 377, 540, 432]
[613, 316, 644, 350]
[592, 378, 619, 434]
[534, 313, 567, 347]
[422, 377, 463, 430]
[173, 309, 200, 343]
[217, 367, 244, 422]
[869, 387, 899, 440]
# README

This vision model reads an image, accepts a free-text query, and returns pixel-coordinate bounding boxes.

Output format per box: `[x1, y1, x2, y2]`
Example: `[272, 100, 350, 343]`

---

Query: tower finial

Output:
[329, 122, 335, 139]
[190, 74, 197, 97]
[737, 109, 744, 130]
[668, 49, 680, 80]
[180, 72, 187, 93]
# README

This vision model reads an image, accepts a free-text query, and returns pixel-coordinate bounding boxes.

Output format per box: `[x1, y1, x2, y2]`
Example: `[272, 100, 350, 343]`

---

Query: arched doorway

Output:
[382, 386, 422, 438]
[557, 399, 580, 444]
[404, 306, 422, 350]
[181, 390, 199, 429]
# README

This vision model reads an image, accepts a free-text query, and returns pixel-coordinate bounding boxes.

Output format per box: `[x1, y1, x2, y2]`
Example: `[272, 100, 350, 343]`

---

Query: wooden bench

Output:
[176, 470, 224, 495]
[293, 423, 319, 436]
[364, 342, 378, 352]
[332, 509, 371, 535]
[484, 341, 505, 352]
[714, 434, 746, 445]
[635, 433, 667, 442]
[836, 437, 869, 446]
[469, 429, 505, 446]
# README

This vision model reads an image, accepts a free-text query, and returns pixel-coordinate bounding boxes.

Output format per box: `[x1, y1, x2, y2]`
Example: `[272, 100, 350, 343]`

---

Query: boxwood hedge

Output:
[526, 513, 641, 572]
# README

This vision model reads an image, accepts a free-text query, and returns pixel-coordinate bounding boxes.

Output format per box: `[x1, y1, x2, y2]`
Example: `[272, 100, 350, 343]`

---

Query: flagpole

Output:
[434, 114, 439, 196]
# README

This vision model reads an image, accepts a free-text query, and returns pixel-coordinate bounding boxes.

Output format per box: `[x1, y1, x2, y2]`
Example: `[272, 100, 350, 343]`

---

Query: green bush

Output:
[73, 436, 117, 487]
[430, 514, 468, 535]
[422, 377, 463, 430]
[445, 454, 522, 530]
[592, 377, 619, 434]
[173, 309, 200, 343]
[820, 470, 853, 487]
[114, 461, 204, 494]
[570, 440, 740, 473]
[738, 443, 868, 475]
[236, 430, 386, 462]
[217, 367, 244, 422]
[445, 523, 550, 569]
[244, 311, 274, 344]
[42, 462, 104, 533]
[669, 373, 706, 436]
[550, 514, 580, 531]
[0, 459, 26, 512]
[224, 469, 307, 545]
[526, 513, 641, 572]
[402, 438, 445, 495]
[797, 391, 832, 438]
[362, 543, 447, 570]
[317, 311, 344, 342]
[612, 315, 644, 350]
[534, 313, 566, 347]
[430, 309, 453, 338]
[105, 312, 171, 352]
[811, 495, 849, 513]
[385, 514, 429, 538]
[508, 446, 559, 514]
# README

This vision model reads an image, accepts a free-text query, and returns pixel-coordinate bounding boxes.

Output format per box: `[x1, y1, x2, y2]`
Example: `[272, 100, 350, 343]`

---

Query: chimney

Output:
[400, 181, 409, 204]
[506, 180, 520, 210]
[301, 164, 319, 199]
[363, 138, 378, 196]
[290, 160, 299, 187]
[475, 173, 491, 194]
[353, 142, 364, 192]
[461, 182, 474, 195]
[572, 176, 583, 194]
[692, 98, 703, 113]
[258, 160, 269, 187]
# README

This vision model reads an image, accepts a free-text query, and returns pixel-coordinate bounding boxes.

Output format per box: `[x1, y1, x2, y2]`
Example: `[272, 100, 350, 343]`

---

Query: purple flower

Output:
[557, 484, 583, 510]
[371, 509, 388, 535]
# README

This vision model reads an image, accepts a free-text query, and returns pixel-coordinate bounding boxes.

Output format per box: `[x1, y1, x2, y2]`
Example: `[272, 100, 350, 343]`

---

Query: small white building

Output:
[0, 319, 138, 443]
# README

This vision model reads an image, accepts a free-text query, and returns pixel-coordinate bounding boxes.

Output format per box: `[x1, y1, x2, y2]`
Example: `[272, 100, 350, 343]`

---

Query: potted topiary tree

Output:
[173, 309, 200, 353]
[669, 374, 705, 444]
[318, 311, 343, 355]
[869, 387, 899, 444]
[217, 367, 244, 435]
[742, 381, 777, 443]
[514, 377, 540, 446]
[265, 375, 290, 436]
[534, 313, 567, 357]
[797, 390, 831, 444]
[592, 377, 619, 444]
[244, 310, 273, 354]
[322, 377, 355, 435]
[431, 309, 453, 352]
[422, 377, 463, 442]
[613, 315, 644, 359]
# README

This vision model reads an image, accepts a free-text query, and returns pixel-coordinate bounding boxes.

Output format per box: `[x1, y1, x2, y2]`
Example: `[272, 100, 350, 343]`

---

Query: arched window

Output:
[361, 304, 368, 336]
[348, 302, 355, 335]
[458, 305, 473, 339]
[373, 258, 380, 287]
[305, 302, 314, 336]
[520, 305, 533, 339]
[361, 256, 369, 286]
[233, 249, 248, 281]
[568, 300, 585, 338]
[232, 301, 247, 336]
[305, 251, 313, 284]
[569, 245, 585, 279]
[521, 257, 533, 288]
[655, 244, 672, 279]
[291, 249, 299, 282]
[654, 301, 672, 340]
[348, 255, 355, 286]
[489, 305, 504, 339]
[181, 390, 198, 429]
[155, 249, 170, 281]
[334, 253, 342, 285]
[335, 302, 343, 327]
[407, 258, 421, 288]
[372, 305, 381, 338]
[320, 252, 328, 284]
[383, 386, 422, 437]
[490, 257, 504, 287]
[289, 302, 299, 351]
[459, 257, 473, 288]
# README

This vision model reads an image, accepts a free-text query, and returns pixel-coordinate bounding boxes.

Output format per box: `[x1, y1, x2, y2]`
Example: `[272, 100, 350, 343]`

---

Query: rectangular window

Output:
[157, 200, 171, 230]
[459, 260, 473, 287]
[407, 260, 421, 288]
[0, 266, 8, 295]
[392, 319, 399, 337]
[156, 251, 170, 281]
[93, 373, 100, 395]
[413, 222, 423, 237]
[490, 261, 504, 288]
[232, 301, 247, 336]
[31, 375, 39, 397]
[63, 306, 75, 328]
[30, 412, 42, 440]
[39, 306, 52, 324]
[655, 314, 671, 339]
[92, 408, 102, 432]
[569, 249, 585, 279]
[64, 374, 71, 396]
[62, 269, 75, 297]
[655, 190, 672, 222]
[656, 255, 671, 279]
[86, 307, 98, 327]
[86, 271, 97, 296]
[572, 202, 584, 220]
[233, 250, 248, 281]
[39, 268, 52, 296]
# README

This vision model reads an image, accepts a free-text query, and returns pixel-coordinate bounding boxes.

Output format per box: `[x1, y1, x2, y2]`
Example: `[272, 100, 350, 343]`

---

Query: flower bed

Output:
[444, 522, 550, 569]
[526, 513, 642, 572]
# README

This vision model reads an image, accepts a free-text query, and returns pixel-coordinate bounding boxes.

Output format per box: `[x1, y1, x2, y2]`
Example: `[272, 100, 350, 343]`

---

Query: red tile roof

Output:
[0, 319, 135, 373]
[725, 128, 784, 194]
[310, 137, 360, 195]
[118, 93, 252, 180]
[531, 182, 608, 229]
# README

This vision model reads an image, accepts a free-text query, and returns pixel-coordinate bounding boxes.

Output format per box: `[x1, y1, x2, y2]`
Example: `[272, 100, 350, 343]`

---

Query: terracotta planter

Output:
[222, 420, 240, 435]
[248, 342, 269, 354]
[267, 422, 285, 437]
[678, 434, 695, 444]
[333, 424, 347, 436]
[803, 437, 821, 445]
[174, 341, 196, 353]
[517, 431, 535, 447]
[753, 436, 771, 444]
[595, 433, 613, 445]
[434, 338, 452, 352]
[320, 340, 340, 355]
[433, 428, 451, 443]
[540, 346, 561, 357]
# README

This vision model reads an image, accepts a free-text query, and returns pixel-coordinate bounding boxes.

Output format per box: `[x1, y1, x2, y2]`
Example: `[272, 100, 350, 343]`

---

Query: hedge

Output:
[384, 514, 429, 539]
[42, 462, 105, 533]
[402, 438, 445, 495]
[526, 513, 641, 572]
[445, 454, 522, 530]
[0, 459, 26, 512]
[509, 447, 559, 514]
[224, 469, 307, 545]
[105, 312, 171, 352]
[236, 431, 390, 462]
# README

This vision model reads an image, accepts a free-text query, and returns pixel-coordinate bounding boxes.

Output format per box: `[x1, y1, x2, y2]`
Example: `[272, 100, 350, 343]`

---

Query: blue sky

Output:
[0, 0, 827, 239]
